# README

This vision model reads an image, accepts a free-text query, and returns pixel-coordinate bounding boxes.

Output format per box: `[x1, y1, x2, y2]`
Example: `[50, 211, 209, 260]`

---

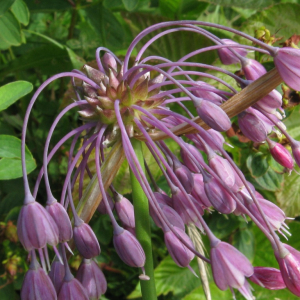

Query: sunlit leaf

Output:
[0, 11, 22, 47]
[11, 0, 29, 25]
[0, 81, 33, 111]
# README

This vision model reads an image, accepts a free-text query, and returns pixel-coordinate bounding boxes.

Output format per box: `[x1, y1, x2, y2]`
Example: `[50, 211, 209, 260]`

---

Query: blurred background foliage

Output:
[1, 0, 300, 299]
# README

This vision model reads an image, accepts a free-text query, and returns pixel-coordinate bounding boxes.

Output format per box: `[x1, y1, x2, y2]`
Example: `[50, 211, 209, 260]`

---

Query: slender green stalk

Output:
[130, 139, 157, 300]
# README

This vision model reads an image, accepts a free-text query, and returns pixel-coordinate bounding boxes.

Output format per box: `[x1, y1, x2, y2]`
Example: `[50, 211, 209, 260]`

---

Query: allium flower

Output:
[18, 19, 300, 300]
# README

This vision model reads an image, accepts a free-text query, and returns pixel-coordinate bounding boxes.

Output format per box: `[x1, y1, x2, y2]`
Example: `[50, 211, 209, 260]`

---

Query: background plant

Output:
[1, 0, 300, 299]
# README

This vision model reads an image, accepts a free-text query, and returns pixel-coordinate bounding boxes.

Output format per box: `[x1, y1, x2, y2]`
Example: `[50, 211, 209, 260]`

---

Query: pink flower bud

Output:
[115, 196, 135, 228]
[180, 143, 203, 173]
[58, 277, 89, 300]
[17, 201, 59, 251]
[164, 227, 195, 267]
[217, 39, 247, 65]
[154, 191, 173, 207]
[191, 174, 211, 208]
[255, 89, 282, 113]
[242, 58, 267, 80]
[267, 139, 294, 170]
[173, 159, 194, 194]
[192, 81, 224, 105]
[193, 98, 231, 132]
[76, 259, 107, 299]
[113, 229, 145, 268]
[21, 255, 57, 300]
[291, 139, 300, 167]
[48, 257, 65, 293]
[203, 174, 236, 214]
[273, 47, 300, 91]
[46, 200, 73, 243]
[275, 244, 300, 296]
[249, 267, 286, 290]
[238, 110, 268, 143]
[211, 241, 253, 290]
[102, 52, 117, 72]
[73, 222, 101, 259]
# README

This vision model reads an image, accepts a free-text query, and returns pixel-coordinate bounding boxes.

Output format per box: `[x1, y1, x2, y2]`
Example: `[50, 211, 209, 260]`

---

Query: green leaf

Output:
[23, 0, 72, 11]
[276, 165, 300, 217]
[201, 0, 279, 9]
[159, 0, 181, 18]
[128, 255, 200, 298]
[253, 167, 282, 191]
[241, 3, 300, 42]
[233, 227, 254, 261]
[122, 0, 139, 11]
[0, 81, 33, 111]
[11, 0, 29, 25]
[0, 0, 15, 16]
[182, 284, 232, 300]
[246, 153, 269, 178]
[0, 10, 22, 47]
[0, 135, 36, 180]
[283, 106, 300, 140]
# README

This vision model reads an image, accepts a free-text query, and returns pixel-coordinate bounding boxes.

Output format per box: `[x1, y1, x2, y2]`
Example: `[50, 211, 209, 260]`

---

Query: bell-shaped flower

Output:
[17, 201, 59, 251]
[273, 47, 300, 91]
[58, 277, 89, 300]
[275, 244, 300, 296]
[173, 158, 194, 194]
[73, 221, 101, 259]
[21, 252, 57, 300]
[164, 227, 195, 267]
[46, 199, 73, 243]
[217, 39, 247, 65]
[210, 241, 253, 291]
[114, 195, 135, 228]
[76, 259, 107, 299]
[48, 257, 65, 293]
[180, 142, 203, 173]
[203, 173, 236, 214]
[193, 98, 231, 132]
[113, 228, 145, 268]
[191, 174, 211, 208]
[267, 139, 294, 170]
[249, 267, 286, 290]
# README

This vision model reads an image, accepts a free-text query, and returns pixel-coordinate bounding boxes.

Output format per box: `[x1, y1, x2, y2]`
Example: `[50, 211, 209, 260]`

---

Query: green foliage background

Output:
[1, 0, 300, 299]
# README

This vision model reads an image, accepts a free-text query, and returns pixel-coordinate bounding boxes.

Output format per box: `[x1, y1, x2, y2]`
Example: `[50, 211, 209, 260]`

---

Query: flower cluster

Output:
[19, 20, 300, 300]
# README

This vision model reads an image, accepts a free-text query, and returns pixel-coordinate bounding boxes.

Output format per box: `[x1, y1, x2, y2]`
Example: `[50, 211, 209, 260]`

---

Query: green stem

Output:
[130, 139, 157, 300]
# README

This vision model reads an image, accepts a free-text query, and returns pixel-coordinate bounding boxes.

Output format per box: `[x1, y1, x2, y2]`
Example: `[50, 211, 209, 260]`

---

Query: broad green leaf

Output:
[11, 0, 29, 25]
[0, 81, 33, 111]
[233, 227, 254, 261]
[159, 0, 181, 18]
[0, 135, 36, 180]
[246, 153, 269, 178]
[276, 166, 300, 217]
[254, 167, 282, 191]
[283, 106, 300, 140]
[241, 3, 300, 42]
[0, 0, 15, 16]
[122, 0, 139, 11]
[128, 255, 200, 298]
[0, 11, 22, 46]
[182, 284, 232, 300]
[201, 0, 279, 9]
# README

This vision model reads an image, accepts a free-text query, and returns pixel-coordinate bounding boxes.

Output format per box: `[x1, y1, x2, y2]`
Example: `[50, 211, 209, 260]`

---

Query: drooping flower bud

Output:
[58, 277, 89, 300]
[191, 174, 211, 208]
[114, 194, 135, 228]
[192, 81, 224, 105]
[154, 191, 173, 207]
[48, 257, 65, 293]
[21, 252, 57, 300]
[238, 110, 268, 143]
[17, 201, 59, 251]
[46, 199, 73, 243]
[273, 47, 300, 91]
[164, 227, 195, 267]
[76, 259, 107, 299]
[113, 228, 145, 268]
[255, 89, 283, 113]
[149, 203, 185, 231]
[193, 98, 231, 132]
[241, 58, 267, 80]
[210, 241, 253, 290]
[291, 138, 300, 167]
[275, 244, 300, 296]
[203, 173, 236, 214]
[249, 267, 286, 290]
[267, 139, 294, 170]
[173, 158, 194, 194]
[180, 143, 203, 173]
[73, 221, 101, 259]
[217, 39, 248, 65]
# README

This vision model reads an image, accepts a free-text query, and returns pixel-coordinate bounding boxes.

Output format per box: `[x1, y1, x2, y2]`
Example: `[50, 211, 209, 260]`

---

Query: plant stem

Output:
[130, 139, 157, 300]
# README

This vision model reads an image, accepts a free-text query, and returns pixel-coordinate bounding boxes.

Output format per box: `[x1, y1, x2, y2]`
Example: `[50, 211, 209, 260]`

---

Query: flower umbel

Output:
[18, 20, 300, 300]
